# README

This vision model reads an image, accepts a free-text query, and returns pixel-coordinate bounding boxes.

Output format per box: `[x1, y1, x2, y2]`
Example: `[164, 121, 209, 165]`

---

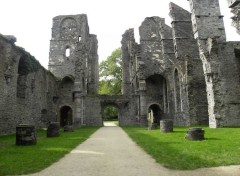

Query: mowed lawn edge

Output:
[122, 126, 240, 170]
[0, 127, 99, 176]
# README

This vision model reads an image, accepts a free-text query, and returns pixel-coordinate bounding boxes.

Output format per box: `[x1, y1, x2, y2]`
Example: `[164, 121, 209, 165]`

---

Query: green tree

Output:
[99, 48, 122, 95]
[99, 48, 122, 121]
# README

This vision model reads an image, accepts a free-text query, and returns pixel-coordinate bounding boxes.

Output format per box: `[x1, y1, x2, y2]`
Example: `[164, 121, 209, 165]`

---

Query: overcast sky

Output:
[1, 0, 239, 68]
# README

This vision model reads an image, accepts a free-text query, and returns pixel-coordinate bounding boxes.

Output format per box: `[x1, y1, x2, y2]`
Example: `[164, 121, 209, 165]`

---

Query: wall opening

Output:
[102, 105, 119, 127]
[145, 74, 167, 117]
[60, 106, 72, 127]
[163, 78, 168, 113]
[174, 69, 181, 112]
[65, 47, 70, 57]
[17, 57, 27, 99]
[148, 104, 162, 125]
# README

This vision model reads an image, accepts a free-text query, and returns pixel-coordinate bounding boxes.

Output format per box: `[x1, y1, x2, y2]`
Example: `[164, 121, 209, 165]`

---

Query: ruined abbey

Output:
[0, 0, 240, 135]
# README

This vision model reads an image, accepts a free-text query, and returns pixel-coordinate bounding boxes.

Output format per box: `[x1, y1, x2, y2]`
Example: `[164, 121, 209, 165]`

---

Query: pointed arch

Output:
[174, 69, 181, 112]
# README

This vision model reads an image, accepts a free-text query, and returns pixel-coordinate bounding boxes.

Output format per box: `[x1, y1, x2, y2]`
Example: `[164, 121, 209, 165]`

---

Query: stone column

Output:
[188, 0, 227, 128]
[139, 95, 148, 126]
[73, 91, 82, 128]
[139, 79, 148, 126]
[121, 29, 134, 95]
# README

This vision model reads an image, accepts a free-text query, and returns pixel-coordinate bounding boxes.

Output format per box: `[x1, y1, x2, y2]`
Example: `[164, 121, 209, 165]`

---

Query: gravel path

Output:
[24, 123, 240, 176]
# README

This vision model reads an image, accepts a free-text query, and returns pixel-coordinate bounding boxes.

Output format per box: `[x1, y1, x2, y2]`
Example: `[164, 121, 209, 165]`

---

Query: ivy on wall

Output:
[17, 47, 43, 75]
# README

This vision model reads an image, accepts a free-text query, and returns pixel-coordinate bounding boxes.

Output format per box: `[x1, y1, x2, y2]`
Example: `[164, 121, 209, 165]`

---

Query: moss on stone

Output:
[17, 46, 43, 75]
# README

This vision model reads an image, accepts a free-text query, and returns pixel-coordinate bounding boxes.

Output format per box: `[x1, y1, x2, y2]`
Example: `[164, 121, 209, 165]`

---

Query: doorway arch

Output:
[102, 105, 119, 126]
[101, 101, 120, 126]
[60, 106, 73, 127]
[148, 104, 162, 125]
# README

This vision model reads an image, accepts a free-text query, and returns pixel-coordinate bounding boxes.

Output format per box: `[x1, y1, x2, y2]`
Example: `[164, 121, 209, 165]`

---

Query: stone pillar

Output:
[88, 34, 99, 94]
[188, 0, 228, 128]
[139, 91, 148, 126]
[73, 91, 82, 128]
[121, 29, 134, 95]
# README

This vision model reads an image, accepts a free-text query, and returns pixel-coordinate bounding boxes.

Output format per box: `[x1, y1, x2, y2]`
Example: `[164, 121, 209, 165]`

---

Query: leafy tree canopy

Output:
[99, 48, 122, 95]
[99, 48, 122, 121]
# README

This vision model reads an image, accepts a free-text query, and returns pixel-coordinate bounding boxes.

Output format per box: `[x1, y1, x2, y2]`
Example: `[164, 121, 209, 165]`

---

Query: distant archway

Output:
[101, 103, 119, 127]
[148, 104, 162, 125]
[60, 106, 72, 127]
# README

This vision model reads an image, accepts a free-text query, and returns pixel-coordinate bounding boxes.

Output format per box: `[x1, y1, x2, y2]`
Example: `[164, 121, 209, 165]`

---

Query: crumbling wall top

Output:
[227, 0, 240, 8]
[169, 2, 191, 21]
[139, 17, 164, 41]
[189, 0, 222, 16]
[51, 14, 89, 41]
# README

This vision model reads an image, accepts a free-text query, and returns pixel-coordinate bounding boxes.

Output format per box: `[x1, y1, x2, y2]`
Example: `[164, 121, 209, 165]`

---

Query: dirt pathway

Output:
[25, 125, 240, 176]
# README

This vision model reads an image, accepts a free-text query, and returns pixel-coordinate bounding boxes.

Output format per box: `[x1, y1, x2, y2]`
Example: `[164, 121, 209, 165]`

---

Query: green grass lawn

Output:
[0, 127, 99, 176]
[122, 126, 240, 170]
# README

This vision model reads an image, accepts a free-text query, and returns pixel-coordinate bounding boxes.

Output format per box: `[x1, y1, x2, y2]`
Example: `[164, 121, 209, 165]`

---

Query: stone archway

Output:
[60, 106, 73, 127]
[100, 95, 130, 127]
[101, 104, 119, 126]
[148, 104, 162, 125]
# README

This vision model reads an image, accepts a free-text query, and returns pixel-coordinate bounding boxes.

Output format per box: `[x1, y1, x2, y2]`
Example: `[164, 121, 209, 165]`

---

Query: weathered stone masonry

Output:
[0, 34, 58, 134]
[189, 0, 240, 127]
[1, 0, 240, 135]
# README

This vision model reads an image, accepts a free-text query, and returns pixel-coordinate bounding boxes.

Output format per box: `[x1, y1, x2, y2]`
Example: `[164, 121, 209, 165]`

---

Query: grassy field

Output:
[122, 126, 240, 170]
[0, 127, 99, 176]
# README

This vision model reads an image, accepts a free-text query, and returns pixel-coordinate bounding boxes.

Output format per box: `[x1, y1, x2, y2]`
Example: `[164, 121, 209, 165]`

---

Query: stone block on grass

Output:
[47, 122, 60, 137]
[160, 119, 173, 133]
[16, 124, 37, 145]
[185, 127, 205, 141]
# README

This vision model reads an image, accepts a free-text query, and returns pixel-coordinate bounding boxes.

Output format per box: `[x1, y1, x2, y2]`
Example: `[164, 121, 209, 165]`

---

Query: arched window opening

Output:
[60, 76, 74, 95]
[145, 74, 167, 113]
[102, 106, 119, 127]
[78, 36, 82, 42]
[65, 47, 70, 57]
[17, 57, 27, 99]
[163, 79, 169, 113]
[60, 106, 73, 127]
[82, 77, 85, 92]
[174, 69, 181, 112]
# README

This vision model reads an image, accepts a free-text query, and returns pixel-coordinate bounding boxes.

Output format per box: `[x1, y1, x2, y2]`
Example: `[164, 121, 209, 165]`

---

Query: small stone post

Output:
[185, 128, 205, 141]
[160, 119, 173, 133]
[47, 122, 60, 137]
[16, 124, 37, 145]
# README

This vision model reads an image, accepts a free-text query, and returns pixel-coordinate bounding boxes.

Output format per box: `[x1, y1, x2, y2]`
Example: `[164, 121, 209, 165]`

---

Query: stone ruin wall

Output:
[121, 3, 209, 127]
[189, 0, 240, 127]
[1, 0, 240, 135]
[228, 0, 240, 34]
[49, 14, 99, 95]
[0, 34, 58, 135]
